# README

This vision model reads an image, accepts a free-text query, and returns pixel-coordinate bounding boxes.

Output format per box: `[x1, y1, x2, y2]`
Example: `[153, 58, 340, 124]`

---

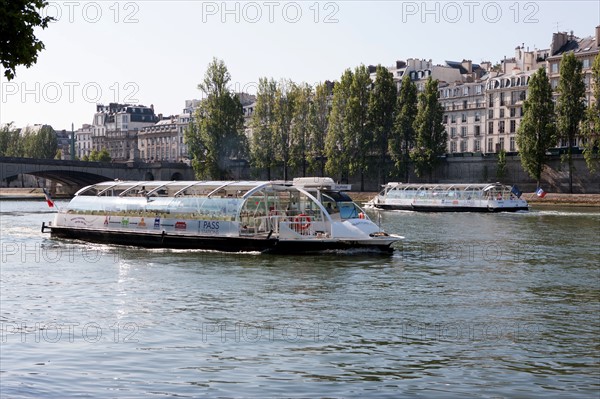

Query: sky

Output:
[1, 0, 599, 131]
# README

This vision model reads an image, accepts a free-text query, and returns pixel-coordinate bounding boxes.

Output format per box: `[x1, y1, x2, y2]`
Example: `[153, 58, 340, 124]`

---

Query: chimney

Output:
[551, 31, 569, 55]
[596, 25, 600, 48]
[461, 59, 473, 74]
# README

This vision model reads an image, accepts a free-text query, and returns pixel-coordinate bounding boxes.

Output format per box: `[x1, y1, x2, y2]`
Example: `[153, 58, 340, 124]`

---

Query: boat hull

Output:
[47, 225, 395, 254]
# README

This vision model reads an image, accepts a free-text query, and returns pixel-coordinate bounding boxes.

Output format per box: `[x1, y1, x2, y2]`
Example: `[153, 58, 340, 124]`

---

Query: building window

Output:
[552, 63, 559, 73]
[451, 114, 456, 123]
[475, 112, 480, 122]
[510, 108, 516, 117]
[583, 58, 590, 69]
[461, 113, 467, 123]
[460, 140, 468, 152]
[474, 140, 481, 152]
[551, 79, 558, 89]
[463, 87, 469, 96]
[500, 93, 505, 106]
[510, 120, 516, 133]
[463, 100, 468, 109]
[510, 137, 516, 152]
[488, 109, 494, 119]
[461, 126, 467, 137]
[450, 127, 456, 138]
[443, 114, 448, 124]
[499, 137, 505, 151]
[475, 99, 481, 108]
[451, 141, 457, 153]
[474, 125, 481, 136]
[500, 109, 505, 118]
[488, 138, 494, 153]
[499, 121, 505, 133]
[488, 121, 494, 134]
[476, 85, 482, 94]
[488, 94, 494, 107]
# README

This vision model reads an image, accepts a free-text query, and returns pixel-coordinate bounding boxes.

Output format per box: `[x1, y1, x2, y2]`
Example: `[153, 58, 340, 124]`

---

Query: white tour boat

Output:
[367, 182, 529, 212]
[43, 178, 402, 253]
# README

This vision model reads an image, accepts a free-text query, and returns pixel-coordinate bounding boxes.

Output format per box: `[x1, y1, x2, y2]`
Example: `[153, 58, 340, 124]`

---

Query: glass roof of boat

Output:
[385, 183, 509, 191]
[74, 181, 284, 198]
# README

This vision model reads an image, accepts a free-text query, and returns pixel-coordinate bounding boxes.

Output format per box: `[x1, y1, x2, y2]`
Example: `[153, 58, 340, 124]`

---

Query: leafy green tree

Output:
[556, 52, 586, 193]
[307, 82, 331, 176]
[325, 69, 353, 180]
[410, 77, 446, 181]
[55, 149, 62, 159]
[496, 147, 507, 181]
[583, 53, 600, 173]
[185, 58, 246, 179]
[516, 67, 557, 187]
[272, 80, 297, 181]
[22, 125, 57, 158]
[0, 123, 23, 156]
[0, 0, 54, 80]
[81, 154, 90, 162]
[367, 65, 397, 186]
[390, 74, 418, 182]
[97, 148, 111, 162]
[289, 83, 312, 177]
[250, 77, 277, 179]
[88, 149, 99, 161]
[346, 65, 371, 191]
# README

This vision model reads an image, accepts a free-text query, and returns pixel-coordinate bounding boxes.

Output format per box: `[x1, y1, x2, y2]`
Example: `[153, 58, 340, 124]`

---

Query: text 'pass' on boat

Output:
[367, 182, 529, 212]
[43, 178, 403, 253]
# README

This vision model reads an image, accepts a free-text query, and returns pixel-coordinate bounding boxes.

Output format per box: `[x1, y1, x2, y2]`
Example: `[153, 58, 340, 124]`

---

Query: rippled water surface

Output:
[1, 200, 599, 398]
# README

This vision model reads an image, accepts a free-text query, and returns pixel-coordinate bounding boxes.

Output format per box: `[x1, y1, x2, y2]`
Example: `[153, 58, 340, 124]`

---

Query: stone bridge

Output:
[0, 157, 195, 193]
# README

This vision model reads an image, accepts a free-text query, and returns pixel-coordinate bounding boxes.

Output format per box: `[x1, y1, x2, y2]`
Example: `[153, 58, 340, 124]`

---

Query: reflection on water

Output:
[0, 201, 598, 397]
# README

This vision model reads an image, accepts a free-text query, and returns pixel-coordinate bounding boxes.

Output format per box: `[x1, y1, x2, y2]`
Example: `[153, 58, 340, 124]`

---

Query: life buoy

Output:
[294, 214, 311, 231]
[358, 212, 365, 219]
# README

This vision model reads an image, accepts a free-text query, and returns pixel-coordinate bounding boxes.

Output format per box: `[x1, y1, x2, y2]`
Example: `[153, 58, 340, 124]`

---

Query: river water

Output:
[0, 200, 598, 398]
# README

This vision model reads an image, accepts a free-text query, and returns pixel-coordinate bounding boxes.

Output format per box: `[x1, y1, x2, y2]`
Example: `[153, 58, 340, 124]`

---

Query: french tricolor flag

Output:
[42, 188, 54, 208]
[536, 187, 547, 198]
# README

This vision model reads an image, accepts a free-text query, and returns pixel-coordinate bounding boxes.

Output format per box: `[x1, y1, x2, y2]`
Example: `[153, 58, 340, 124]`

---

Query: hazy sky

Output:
[1, 1, 599, 130]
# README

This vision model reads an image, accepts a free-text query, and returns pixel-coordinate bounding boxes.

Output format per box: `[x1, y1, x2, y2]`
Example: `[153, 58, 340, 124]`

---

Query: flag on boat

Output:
[510, 185, 522, 198]
[536, 187, 547, 198]
[42, 188, 54, 208]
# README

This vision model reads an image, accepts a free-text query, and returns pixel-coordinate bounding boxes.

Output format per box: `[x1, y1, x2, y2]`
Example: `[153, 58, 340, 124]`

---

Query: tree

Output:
[250, 77, 277, 179]
[367, 65, 397, 186]
[307, 82, 331, 176]
[411, 77, 446, 181]
[346, 65, 372, 191]
[0, 123, 24, 156]
[583, 53, 600, 173]
[326, 69, 353, 180]
[22, 124, 57, 158]
[272, 80, 297, 181]
[0, 0, 54, 80]
[289, 83, 312, 177]
[97, 148, 111, 162]
[390, 74, 418, 182]
[185, 58, 246, 179]
[516, 67, 557, 187]
[556, 52, 586, 193]
[496, 147, 507, 181]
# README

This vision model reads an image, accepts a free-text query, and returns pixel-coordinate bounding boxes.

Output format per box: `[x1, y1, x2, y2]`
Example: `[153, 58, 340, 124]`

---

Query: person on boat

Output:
[139, 186, 147, 197]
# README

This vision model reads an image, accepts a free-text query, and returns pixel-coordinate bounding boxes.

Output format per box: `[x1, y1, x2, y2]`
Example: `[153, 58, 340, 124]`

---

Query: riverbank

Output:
[349, 191, 600, 207]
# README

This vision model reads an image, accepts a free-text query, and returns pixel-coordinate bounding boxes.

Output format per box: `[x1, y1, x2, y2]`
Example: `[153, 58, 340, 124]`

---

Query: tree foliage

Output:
[272, 80, 297, 181]
[22, 124, 57, 158]
[307, 82, 331, 176]
[185, 58, 246, 180]
[346, 65, 372, 190]
[325, 69, 353, 179]
[0, 0, 54, 80]
[250, 77, 278, 179]
[0, 123, 24, 156]
[289, 83, 312, 176]
[555, 52, 586, 193]
[367, 65, 397, 185]
[390, 74, 418, 182]
[583, 53, 600, 173]
[410, 77, 446, 181]
[516, 67, 557, 186]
